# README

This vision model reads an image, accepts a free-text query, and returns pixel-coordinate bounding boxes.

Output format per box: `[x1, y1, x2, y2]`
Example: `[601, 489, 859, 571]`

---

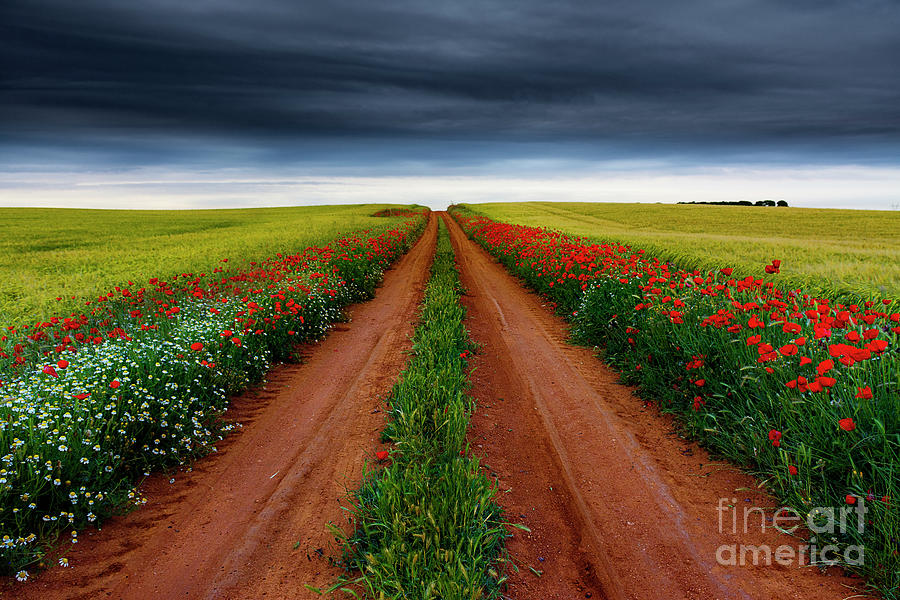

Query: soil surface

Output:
[443, 212, 867, 600]
[4, 211, 873, 600]
[4, 214, 437, 600]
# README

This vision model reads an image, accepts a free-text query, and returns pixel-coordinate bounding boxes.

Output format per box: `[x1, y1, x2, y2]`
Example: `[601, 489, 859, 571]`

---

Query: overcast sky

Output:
[2, 0, 899, 209]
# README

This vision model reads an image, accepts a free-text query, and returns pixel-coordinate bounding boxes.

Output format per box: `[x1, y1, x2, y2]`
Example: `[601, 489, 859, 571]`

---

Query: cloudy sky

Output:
[2, 0, 899, 209]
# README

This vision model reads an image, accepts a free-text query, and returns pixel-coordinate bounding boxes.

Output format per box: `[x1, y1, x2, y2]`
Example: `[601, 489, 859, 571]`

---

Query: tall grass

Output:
[0, 204, 418, 326]
[460, 201, 900, 300]
[331, 219, 509, 599]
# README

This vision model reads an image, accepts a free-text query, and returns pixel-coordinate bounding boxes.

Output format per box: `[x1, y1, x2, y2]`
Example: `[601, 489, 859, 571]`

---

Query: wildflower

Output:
[59, 557, 69, 567]
[375, 450, 389, 461]
[855, 386, 873, 400]
[838, 418, 856, 432]
[190, 342, 204, 352]
[110, 380, 121, 389]
[778, 344, 798, 357]
[768, 429, 782, 447]
[816, 359, 834, 375]
[16, 570, 28, 582]
[788, 465, 798, 476]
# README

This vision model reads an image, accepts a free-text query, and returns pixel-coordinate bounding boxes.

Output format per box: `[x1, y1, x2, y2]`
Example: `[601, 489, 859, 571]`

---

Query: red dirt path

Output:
[4, 211, 874, 599]
[443, 212, 868, 600]
[3, 214, 437, 600]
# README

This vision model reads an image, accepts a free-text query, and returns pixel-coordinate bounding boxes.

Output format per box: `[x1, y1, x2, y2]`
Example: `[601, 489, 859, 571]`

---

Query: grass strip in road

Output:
[330, 218, 509, 599]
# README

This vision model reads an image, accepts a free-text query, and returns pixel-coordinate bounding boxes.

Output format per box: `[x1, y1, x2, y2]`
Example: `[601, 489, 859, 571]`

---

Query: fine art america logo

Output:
[716, 497, 866, 567]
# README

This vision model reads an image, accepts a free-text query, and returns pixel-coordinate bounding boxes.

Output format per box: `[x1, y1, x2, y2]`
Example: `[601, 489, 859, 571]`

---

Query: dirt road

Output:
[443, 212, 863, 600]
[5, 214, 437, 600]
[5, 210, 869, 600]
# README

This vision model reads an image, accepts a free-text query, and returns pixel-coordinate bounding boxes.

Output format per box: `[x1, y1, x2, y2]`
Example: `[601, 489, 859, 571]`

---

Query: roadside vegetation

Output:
[460, 201, 900, 300]
[451, 205, 898, 599]
[329, 218, 509, 599]
[0, 210, 428, 578]
[0, 204, 418, 326]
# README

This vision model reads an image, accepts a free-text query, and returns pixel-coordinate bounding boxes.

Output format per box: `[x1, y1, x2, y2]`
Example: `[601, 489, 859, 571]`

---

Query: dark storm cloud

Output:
[2, 0, 900, 156]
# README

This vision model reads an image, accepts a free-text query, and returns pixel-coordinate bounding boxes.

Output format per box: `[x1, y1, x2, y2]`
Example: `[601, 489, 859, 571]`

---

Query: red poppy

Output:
[375, 450, 389, 461]
[867, 339, 888, 354]
[816, 359, 834, 375]
[845, 494, 857, 505]
[42, 365, 58, 378]
[838, 418, 856, 432]
[779, 344, 798, 356]
[855, 386, 873, 400]
[190, 342, 204, 352]
[110, 380, 121, 389]
[815, 376, 837, 388]
[782, 322, 801, 334]
[788, 465, 798, 476]
[57, 359, 69, 369]
[768, 429, 782, 447]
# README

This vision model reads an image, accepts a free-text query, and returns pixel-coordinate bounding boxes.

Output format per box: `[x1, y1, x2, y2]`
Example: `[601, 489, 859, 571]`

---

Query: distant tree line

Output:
[677, 200, 789, 207]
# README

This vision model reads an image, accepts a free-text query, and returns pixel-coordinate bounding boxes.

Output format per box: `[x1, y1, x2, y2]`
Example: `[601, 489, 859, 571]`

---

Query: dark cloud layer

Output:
[2, 0, 900, 166]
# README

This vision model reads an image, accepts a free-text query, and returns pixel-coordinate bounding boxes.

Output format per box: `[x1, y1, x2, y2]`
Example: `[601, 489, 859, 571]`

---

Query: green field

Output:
[459, 202, 900, 299]
[0, 204, 416, 326]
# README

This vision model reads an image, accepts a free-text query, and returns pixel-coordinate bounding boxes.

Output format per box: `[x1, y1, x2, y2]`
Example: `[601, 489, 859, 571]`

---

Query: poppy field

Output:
[459, 201, 900, 299]
[0, 208, 428, 578]
[0, 204, 422, 327]
[449, 205, 899, 597]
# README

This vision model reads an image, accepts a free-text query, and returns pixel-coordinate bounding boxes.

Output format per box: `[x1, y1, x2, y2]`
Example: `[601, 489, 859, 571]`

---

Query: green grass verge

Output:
[459, 201, 900, 300]
[329, 219, 509, 599]
[0, 204, 419, 326]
